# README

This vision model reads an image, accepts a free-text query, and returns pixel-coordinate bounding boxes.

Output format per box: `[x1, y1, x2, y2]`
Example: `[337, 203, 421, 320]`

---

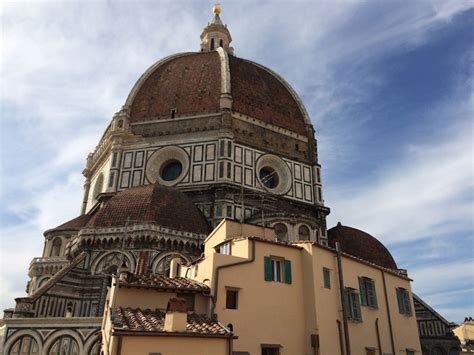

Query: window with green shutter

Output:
[344, 288, 362, 321]
[264, 256, 273, 281]
[284, 260, 292, 284]
[396, 287, 412, 315]
[323, 268, 331, 289]
[359, 277, 377, 308]
[264, 256, 292, 284]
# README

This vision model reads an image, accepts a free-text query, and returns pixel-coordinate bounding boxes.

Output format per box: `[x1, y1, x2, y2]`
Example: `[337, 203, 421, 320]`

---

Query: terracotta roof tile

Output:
[46, 214, 93, 233]
[86, 183, 210, 235]
[113, 307, 229, 336]
[119, 273, 210, 293]
[130, 52, 221, 121]
[229, 55, 307, 135]
[128, 51, 308, 136]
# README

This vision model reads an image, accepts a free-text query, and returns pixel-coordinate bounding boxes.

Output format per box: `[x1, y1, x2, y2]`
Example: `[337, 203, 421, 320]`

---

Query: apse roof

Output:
[327, 223, 398, 270]
[86, 183, 210, 235]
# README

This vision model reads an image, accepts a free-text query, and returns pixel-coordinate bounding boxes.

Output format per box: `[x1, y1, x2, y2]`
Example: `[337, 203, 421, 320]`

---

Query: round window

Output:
[259, 167, 279, 189]
[160, 160, 183, 182]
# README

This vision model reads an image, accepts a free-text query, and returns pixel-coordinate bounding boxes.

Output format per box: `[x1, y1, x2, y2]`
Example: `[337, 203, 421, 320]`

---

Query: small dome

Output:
[327, 223, 397, 269]
[127, 51, 309, 136]
[86, 183, 210, 235]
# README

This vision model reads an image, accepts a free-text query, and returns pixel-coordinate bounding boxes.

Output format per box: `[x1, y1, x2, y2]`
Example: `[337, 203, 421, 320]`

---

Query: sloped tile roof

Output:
[113, 307, 229, 336]
[119, 274, 210, 293]
[86, 183, 210, 235]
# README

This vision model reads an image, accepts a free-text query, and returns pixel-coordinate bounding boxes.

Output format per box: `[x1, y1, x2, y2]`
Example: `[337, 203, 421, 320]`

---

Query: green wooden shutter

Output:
[368, 279, 378, 308]
[403, 291, 412, 315]
[343, 289, 352, 319]
[264, 256, 273, 281]
[396, 288, 403, 313]
[359, 277, 367, 306]
[323, 268, 331, 289]
[284, 260, 292, 284]
[354, 292, 363, 321]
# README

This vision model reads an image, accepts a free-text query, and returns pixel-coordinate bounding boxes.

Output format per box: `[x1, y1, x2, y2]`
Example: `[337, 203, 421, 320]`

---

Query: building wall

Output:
[120, 335, 228, 355]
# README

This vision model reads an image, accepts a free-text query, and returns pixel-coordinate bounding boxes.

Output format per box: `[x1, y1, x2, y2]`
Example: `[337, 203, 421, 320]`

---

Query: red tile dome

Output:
[126, 51, 309, 136]
[86, 183, 210, 235]
[328, 223, 398, 269]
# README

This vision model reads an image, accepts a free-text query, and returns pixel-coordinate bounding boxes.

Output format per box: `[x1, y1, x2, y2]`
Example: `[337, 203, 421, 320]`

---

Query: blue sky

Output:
[1, 1, 473, 322]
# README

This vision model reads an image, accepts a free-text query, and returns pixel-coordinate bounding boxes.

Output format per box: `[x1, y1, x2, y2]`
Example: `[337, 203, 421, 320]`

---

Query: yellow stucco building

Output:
[102, 219, 421, 355]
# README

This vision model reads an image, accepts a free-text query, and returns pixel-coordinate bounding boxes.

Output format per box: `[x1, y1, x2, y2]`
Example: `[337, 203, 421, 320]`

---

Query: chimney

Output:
[164, 298, 188, 332]
[169, 254, 181, 278]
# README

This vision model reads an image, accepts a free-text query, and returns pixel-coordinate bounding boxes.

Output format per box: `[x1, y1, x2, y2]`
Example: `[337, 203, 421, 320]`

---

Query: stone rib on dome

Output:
[327, 223, 398, 270]
[127, 51, 309, 136]
[86, 183, 210, 235]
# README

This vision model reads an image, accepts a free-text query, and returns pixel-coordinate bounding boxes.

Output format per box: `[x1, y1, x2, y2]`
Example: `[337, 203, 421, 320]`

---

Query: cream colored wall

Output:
[305, 243, 421, 355]
[454, 322, 474, 343]
[120, 335, 228, 355]
[383, 272, 422, 353]
[212, 240, 310, 355]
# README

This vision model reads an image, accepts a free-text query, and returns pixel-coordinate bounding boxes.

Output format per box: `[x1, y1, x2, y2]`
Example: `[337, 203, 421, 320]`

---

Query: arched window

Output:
[50, 238, 62, 257]
[210, 38, 215, 50]
[219, 39, 223, 47]
[298, 225, 310, 240]
[8, 336, 39, 355]
[117, 119, 123, 128]
[274, 223, 288, 242]
[48, 336, 79, 355]
[92, 174, 104, 201]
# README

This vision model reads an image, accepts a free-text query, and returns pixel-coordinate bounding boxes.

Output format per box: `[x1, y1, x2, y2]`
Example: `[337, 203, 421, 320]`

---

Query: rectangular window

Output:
[219, 162, 224, 178]
[219, 140, 225, 157]
[216, 242, 231, 255]
[176, 293, 195, 311]
[226, 289, 238, 309]
[108, 172, 115, 188]
[227, 141, 232, 158]
[261, 346, 280, 355]
[112, 152, 118, 167]
[344, 288, 362, 321]
[264, 256, 292, 284]
[323, 268, 331, 289]
[226, 205, 233, 218]
[359, 277, 378, 308]
[227, 162, 232, 178]
[396, 288, 412, 315]
[215, 204, 222, 218]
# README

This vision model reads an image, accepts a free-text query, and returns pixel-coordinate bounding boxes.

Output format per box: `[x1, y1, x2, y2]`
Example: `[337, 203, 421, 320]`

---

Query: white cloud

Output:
[326, 117, 473, 244]
[0, 0, 472, 321]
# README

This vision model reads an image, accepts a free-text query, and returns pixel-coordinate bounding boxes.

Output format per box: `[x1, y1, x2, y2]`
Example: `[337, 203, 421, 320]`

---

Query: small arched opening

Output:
[298, 225, 310, 241]
[274, 223, 288, 242]
[50, 238, 62, 257]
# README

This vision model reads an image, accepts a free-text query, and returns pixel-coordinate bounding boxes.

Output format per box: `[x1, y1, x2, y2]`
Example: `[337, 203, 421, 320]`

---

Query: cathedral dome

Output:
[327, 223, 398, 269]
[86, 183, 210, 235]
[125, 51, 310, 136]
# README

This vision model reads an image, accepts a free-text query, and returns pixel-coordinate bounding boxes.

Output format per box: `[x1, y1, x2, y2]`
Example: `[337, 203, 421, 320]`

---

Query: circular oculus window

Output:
[255, 154, 292, 195]
[145, 146, 189, 186]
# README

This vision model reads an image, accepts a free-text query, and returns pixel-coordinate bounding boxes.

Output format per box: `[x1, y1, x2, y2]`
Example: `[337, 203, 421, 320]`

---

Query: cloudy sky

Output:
[1, 0, 472, 322]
